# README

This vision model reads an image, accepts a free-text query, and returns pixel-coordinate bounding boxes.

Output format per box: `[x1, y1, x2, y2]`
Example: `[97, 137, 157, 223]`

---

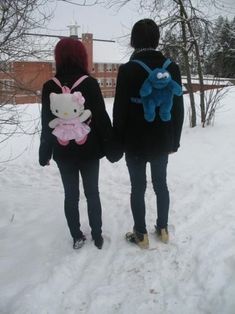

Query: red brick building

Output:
[0, 33, 122, 104]
[2, 33, 232, 105]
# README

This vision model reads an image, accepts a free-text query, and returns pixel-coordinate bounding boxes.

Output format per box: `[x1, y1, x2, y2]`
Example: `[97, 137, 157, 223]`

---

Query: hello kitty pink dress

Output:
[52, 117, 90, 145]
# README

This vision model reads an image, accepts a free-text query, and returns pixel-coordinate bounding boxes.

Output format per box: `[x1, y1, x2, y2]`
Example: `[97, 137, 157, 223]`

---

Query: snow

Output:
[1, 88, 235, 314]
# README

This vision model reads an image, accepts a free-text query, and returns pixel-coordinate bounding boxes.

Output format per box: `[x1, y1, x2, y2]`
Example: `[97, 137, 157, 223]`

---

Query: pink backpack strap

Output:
[52, 77, 63, 89]
[51, 77, 70, 93]
[52, 76, 88, 93]
[71, 75, 88, 90]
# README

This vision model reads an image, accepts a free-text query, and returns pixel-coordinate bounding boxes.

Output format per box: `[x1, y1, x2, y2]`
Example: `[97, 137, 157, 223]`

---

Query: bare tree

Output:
[65, 0, 232, 128]
[0, 0, 53, 161]
[179, 7, 197, 127]
[138, 0, 212, 127]
[203, 82, 231, 127]
[0, 0, 53, 61]
[173, 0, 206, 126]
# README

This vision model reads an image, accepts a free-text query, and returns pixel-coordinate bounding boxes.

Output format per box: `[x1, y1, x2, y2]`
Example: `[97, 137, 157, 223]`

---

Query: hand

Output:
[39, 159, 50, 167]
[106, 153, 123, 163]
[105, 144, 123, 163]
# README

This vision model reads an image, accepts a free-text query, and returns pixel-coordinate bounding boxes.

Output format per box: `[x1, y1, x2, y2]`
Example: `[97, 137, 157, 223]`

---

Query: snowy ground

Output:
[1, 89, 235, 314]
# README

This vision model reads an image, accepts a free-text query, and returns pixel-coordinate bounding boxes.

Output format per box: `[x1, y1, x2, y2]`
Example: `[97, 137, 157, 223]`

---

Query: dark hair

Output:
[54, 37, 88, 75]
[130, 19, 160, 49]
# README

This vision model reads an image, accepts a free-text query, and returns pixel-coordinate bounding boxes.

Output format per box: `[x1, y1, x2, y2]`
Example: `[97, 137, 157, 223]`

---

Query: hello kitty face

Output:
[49, 92, 85, 120]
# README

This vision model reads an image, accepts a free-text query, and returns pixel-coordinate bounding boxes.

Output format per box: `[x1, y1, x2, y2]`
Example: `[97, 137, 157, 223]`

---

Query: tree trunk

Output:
[178, 0, 206, 126]
[180, 5, 196, 127]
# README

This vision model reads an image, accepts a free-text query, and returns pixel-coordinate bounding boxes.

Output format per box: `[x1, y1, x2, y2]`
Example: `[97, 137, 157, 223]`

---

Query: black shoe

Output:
[94, 236, 104, 249]
[73, 234, 86, 249]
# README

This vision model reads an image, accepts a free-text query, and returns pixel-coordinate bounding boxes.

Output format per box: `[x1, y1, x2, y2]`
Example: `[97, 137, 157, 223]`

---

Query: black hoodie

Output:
[113, 50, 184, 160]
[39, 73, 112, 166]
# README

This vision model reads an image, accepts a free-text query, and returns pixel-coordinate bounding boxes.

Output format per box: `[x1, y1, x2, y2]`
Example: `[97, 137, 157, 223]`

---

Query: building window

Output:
[106, 64, 112, 71]
[98, 63, 104, 72]
[98, 78, 104, 87]
[112, 64, 117, 71]
[0, 62, 13, 73]
[106, 78, 112, 86]
[0, 79, 14, 91]
[52, 62, 56, 73]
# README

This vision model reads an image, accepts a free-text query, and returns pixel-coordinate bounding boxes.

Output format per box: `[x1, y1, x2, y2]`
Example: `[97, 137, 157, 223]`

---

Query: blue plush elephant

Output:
[131, 59, 183, 122]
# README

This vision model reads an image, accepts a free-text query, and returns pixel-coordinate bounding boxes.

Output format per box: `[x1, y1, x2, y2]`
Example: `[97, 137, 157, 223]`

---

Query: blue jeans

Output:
[125, 154, 169, 234]
[57, 159, 102, 240]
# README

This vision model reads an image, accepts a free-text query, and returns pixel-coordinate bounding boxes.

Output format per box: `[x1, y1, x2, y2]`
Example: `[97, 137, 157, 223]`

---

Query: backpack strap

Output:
[130, 60, 151, 104]
[131, 59, 172, 71]
[131, 60, 152, 74]
[71, 75, 88, 90]
[52, 75, 88, 93]
[52, 77, 63, 89]
[162, 58, 172, 69]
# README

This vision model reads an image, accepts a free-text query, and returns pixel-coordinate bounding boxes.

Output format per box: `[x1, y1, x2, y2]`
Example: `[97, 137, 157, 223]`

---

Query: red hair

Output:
[54, 37, 88, 74]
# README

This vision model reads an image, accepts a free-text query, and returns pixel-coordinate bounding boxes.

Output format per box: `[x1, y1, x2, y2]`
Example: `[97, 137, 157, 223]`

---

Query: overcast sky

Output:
[42, 0, 235, 63]
[45, 0, 235, 40]
[45, 1, 145, 41]
[43, 1, 147, 62]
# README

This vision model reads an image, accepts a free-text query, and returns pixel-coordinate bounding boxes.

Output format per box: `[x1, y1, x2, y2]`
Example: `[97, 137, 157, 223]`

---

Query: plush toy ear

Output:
[49, 92, 57, 102]
[72, 92, 85, 105]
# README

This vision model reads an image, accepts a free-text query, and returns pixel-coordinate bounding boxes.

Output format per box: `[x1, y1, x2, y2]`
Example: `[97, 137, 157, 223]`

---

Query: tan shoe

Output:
[155, 226, 169, 243]
[126, 230, 149, 249]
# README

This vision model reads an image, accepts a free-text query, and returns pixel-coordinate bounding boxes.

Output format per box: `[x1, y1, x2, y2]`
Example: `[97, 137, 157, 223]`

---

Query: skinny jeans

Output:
[57, 159, 102, 240]
[125, 153, 169, 234]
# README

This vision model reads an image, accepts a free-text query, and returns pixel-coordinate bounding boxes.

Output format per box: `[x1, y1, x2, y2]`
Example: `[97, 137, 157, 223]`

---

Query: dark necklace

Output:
[134, 48, 156, 53]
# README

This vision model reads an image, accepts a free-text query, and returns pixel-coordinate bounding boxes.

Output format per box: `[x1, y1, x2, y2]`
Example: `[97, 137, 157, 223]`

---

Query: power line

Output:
[23, 32, 115, 43]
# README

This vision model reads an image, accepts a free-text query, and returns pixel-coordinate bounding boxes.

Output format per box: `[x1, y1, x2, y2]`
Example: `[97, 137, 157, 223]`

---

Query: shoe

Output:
[155, 225, 169, 243]
[125, 230, 149, 249]
[73, 234, 86, 249]
[93, 236, 104, 249]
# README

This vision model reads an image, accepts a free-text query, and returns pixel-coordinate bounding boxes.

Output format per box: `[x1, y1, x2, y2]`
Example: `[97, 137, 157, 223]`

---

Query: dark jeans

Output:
[125, 154, 169, 234]
[57, 159, 102, 240]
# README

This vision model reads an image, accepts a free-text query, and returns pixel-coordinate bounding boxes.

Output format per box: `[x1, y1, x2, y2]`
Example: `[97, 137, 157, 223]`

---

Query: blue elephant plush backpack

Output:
[130, 59, 183, 122]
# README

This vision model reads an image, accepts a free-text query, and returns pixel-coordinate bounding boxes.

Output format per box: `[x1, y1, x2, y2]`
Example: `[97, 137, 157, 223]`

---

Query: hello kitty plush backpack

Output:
[49, 76, 92, 146]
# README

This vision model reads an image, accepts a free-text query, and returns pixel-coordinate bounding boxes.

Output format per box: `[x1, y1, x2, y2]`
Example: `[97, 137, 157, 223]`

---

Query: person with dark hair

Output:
[39, 37, 113, 250]
[113, 19, 184, 249]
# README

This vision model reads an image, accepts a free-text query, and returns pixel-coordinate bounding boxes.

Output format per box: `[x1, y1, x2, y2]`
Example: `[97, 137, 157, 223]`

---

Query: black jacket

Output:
[39, 73, 113, 166]
[113, 50, 184, 160]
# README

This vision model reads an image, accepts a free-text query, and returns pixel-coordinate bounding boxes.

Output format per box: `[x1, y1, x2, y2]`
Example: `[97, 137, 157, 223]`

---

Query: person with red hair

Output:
[39, 37, 113, 250]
